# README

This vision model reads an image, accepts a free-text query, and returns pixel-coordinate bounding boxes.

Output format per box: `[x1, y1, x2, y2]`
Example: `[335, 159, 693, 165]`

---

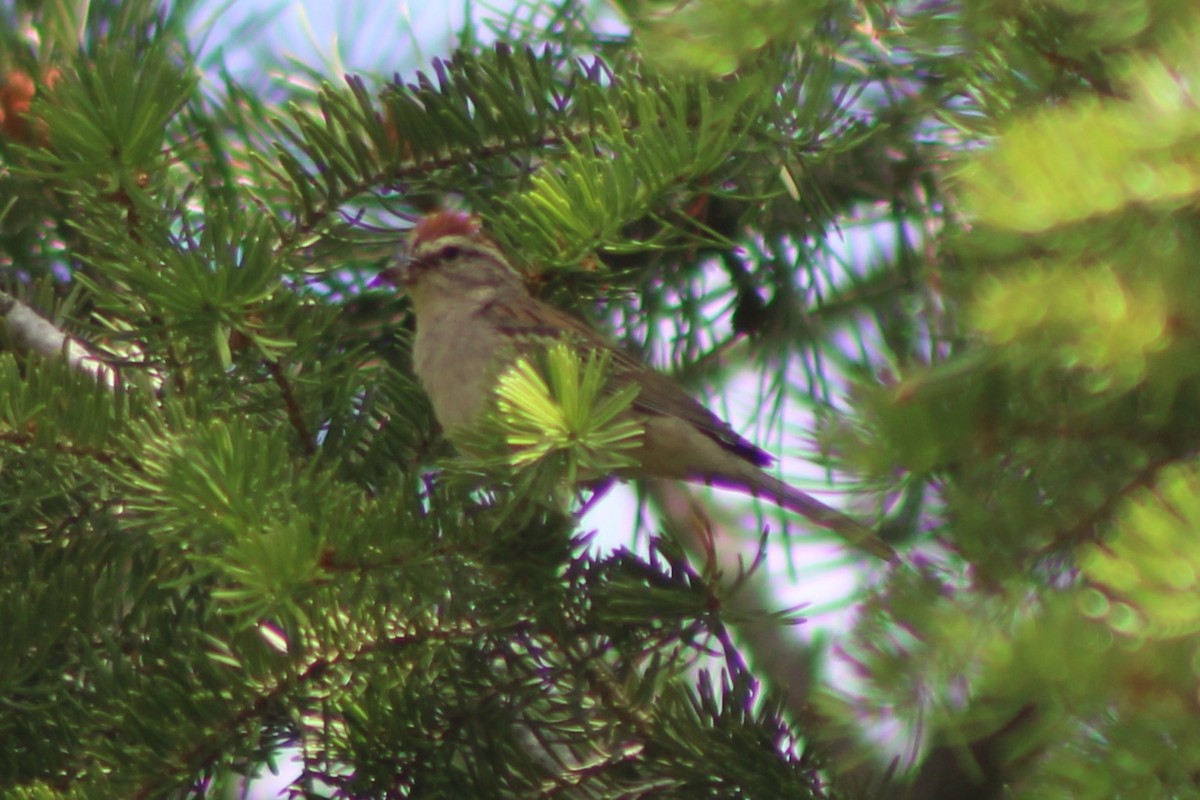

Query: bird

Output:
[375, 210, 894, 560]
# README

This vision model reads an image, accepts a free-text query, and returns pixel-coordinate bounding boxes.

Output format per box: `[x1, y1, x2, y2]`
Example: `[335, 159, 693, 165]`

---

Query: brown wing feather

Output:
[479, 293, 772, 468]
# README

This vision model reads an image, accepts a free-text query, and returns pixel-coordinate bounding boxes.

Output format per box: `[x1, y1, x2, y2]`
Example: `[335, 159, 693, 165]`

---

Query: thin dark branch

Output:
[266, 358, 315, 455]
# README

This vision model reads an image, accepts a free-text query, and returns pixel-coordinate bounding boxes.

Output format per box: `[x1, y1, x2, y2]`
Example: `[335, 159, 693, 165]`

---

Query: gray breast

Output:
[412, 305, 507, 434]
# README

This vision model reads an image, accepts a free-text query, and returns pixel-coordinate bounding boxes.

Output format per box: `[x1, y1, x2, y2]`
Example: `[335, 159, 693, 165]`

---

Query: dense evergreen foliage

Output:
[2, 1, 1197, 798]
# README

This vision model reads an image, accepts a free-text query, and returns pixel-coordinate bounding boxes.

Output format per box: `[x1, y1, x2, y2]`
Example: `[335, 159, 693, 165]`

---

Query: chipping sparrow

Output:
[377, 211, 893, 560]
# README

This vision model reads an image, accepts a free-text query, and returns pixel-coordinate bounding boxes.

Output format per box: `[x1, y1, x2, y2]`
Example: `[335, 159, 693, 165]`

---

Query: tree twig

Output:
[0, 290, 117, 388]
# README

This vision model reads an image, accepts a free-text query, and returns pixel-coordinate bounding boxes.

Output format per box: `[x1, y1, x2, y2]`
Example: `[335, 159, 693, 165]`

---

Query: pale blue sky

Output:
[192, 2, 466, 78]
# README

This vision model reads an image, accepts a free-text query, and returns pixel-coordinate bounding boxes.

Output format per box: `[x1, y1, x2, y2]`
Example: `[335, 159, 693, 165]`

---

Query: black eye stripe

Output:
[408, 244, 465, 270]
[409, 242, 518, 277]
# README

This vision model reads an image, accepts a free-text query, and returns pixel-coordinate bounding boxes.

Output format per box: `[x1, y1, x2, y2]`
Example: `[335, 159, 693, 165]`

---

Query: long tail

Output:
[747, 470, 895, 561]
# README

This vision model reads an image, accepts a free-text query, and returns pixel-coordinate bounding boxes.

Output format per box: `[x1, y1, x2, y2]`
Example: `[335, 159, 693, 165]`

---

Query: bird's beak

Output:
[370, 263, 407, 288]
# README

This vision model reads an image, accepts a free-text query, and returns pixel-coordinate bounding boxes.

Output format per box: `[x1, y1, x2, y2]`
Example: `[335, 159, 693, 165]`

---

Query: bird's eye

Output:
[437, 245, 462, 261]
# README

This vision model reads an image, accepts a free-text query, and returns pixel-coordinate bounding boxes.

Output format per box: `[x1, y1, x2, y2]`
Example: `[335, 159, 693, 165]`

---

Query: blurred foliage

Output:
[5, 0, 1200, 798]
[614, 0, 833, 75]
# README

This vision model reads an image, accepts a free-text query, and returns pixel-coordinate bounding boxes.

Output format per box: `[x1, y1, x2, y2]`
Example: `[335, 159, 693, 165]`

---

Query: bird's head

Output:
[375, 212, 523, 300]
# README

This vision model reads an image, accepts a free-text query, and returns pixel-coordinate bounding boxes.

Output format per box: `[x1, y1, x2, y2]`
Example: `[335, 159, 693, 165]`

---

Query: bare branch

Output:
[0, 291, 117, 388]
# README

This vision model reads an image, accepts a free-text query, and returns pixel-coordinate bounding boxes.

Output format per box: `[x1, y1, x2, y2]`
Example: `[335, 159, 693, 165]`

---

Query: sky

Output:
[191, 2, 466, 77]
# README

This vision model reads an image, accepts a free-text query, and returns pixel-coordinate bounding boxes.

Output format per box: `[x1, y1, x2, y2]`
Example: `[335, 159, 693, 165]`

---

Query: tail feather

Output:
[743, 470, 895, 561]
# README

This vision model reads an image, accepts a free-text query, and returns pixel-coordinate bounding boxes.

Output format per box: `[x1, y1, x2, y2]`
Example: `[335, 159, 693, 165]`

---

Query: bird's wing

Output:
[478, 293, 772, 468]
